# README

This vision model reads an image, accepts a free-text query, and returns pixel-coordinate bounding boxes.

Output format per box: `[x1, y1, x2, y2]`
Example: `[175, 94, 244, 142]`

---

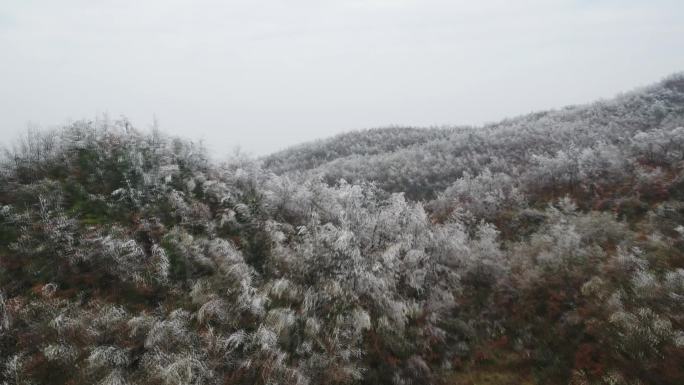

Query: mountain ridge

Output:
[264, 73, 684, 200]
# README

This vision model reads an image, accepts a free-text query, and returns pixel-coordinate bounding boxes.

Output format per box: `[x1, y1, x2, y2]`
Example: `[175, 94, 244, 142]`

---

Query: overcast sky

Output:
[1, 0, 683, 155]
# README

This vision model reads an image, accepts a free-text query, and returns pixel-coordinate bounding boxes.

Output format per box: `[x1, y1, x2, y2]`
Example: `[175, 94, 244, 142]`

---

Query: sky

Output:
[0, 0, 683, 156]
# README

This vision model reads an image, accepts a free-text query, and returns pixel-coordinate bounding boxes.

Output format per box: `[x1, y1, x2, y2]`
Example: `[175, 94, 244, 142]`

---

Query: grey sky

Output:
[1, 0, 683, 156]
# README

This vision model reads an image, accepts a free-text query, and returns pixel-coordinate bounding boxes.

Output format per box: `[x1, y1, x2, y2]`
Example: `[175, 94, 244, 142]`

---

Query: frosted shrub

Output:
[43, 344, 79, 363]
[87, 346, 130, 370]
[0, 293, 10, 332]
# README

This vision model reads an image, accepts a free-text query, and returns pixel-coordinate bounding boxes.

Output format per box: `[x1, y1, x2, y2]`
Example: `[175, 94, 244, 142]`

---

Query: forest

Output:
[1, 74, 683, 385]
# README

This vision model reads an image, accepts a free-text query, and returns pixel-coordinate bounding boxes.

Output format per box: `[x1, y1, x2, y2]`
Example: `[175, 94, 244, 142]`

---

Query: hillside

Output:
[1, 74, 684, 385]
[265, 75, 684, 200]
[263, 127, 456, 175]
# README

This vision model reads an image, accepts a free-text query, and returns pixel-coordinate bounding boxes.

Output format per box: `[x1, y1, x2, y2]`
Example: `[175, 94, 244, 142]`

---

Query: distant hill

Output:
[265, 74, 684, 200]
[263, 126, 455, 174]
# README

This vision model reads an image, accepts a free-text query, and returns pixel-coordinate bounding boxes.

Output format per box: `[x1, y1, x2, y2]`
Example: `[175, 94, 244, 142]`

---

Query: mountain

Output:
[1, 74, 683, 385]
[265, 74, 684, 200]
[263, 126, 456, 175]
